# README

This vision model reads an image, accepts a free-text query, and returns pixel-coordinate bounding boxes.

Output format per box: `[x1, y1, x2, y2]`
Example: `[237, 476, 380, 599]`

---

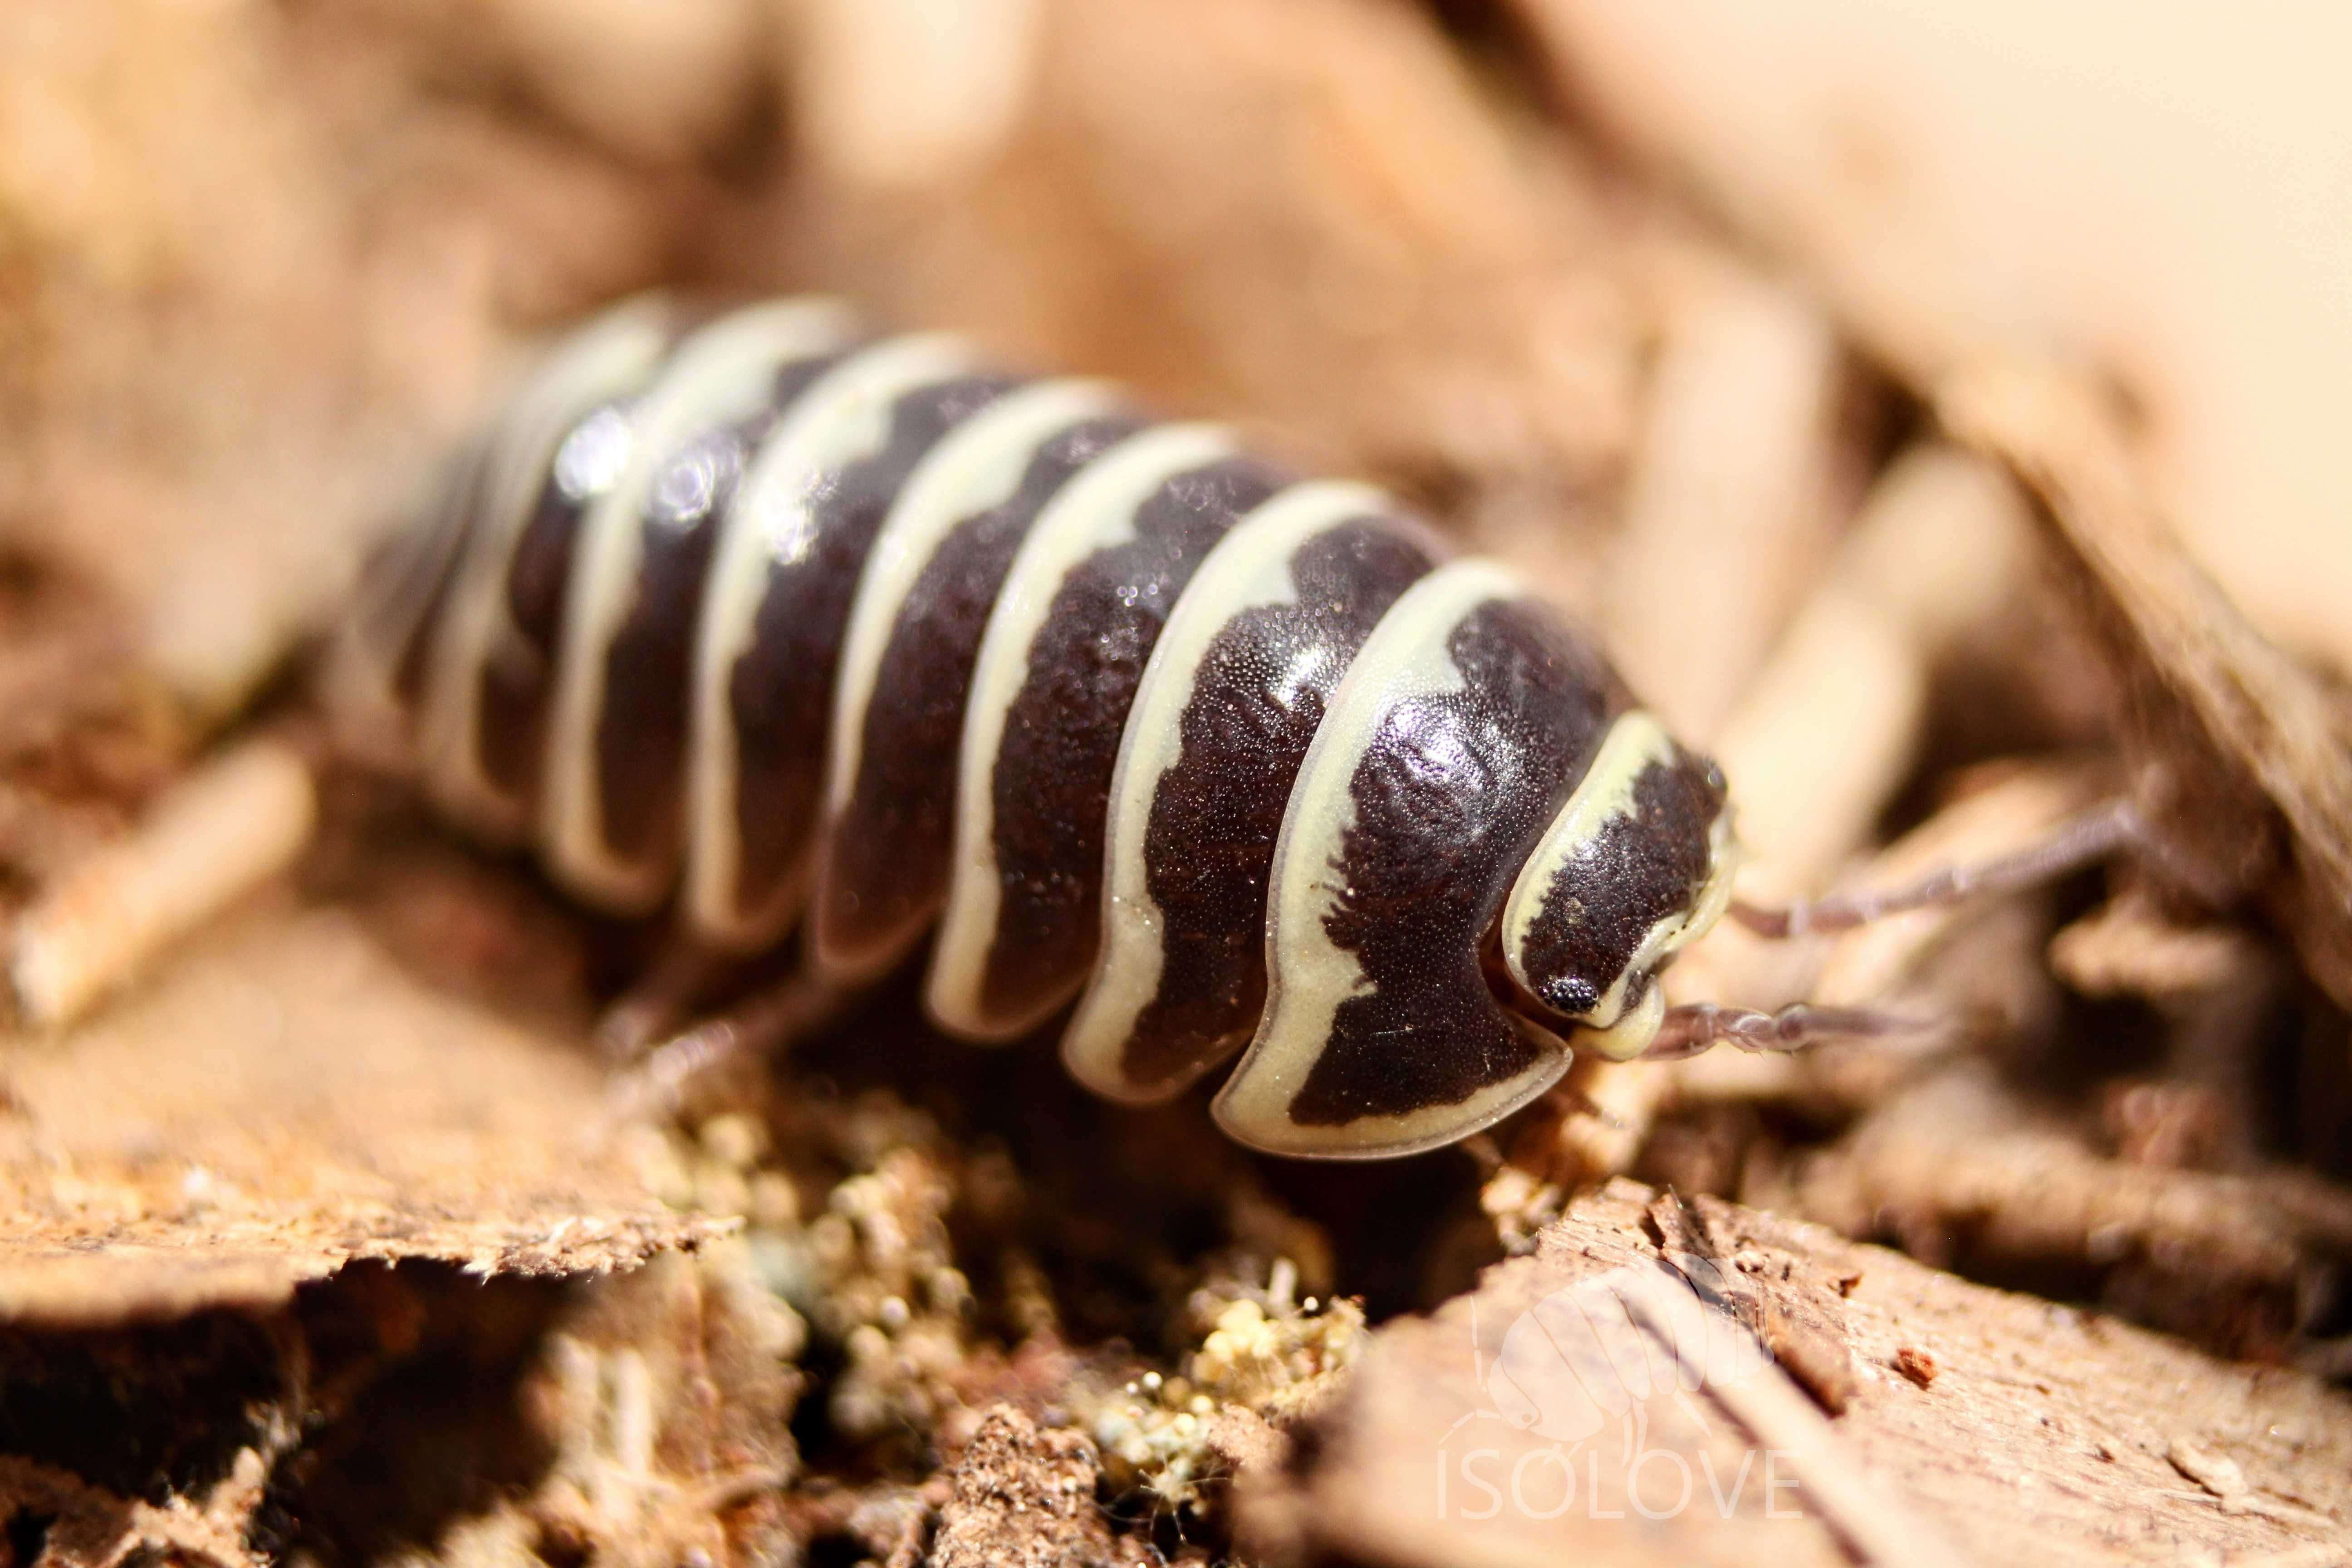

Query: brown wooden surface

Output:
[0, 897, 707, 1326]
[1267, 1182, 2352, 1566]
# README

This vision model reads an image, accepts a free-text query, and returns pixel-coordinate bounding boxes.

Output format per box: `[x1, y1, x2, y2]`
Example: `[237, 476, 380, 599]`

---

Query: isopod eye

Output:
[1534, 968, 1600, 1018]
[1499, 711, 1739, 1060]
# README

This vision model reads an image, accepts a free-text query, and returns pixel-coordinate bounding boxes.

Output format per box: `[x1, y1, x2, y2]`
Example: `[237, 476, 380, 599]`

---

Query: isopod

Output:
[338, 295, 2023, 1159]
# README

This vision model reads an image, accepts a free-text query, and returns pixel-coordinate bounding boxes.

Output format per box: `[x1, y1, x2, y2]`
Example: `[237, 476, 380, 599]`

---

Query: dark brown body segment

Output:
[382, 440, 492, 711]
[1290, 598, 1624, 1126]
[477, 400, 635, 802]
[722, 375, 1017, 922]
[1124, 519, 1438, 1087]
[594, 353, 848, 867]
[817, 415, 1143, 964]
[981, 456, 1286, 1021]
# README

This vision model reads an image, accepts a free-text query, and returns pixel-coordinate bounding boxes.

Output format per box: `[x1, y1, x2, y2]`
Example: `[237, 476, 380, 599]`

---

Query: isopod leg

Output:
[1637, 1001, 1921, 1061]
[594, 938, 737, 1061]
[1725, 795, 2145, 939]
[605, 971, 853, 1120]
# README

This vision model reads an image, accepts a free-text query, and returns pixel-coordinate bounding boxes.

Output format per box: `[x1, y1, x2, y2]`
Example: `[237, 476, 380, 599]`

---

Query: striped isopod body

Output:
[337, 296, 1742, 1160]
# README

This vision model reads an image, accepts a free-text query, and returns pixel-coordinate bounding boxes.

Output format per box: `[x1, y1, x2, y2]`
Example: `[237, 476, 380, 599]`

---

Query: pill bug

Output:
[335, 294, 1751, 1160]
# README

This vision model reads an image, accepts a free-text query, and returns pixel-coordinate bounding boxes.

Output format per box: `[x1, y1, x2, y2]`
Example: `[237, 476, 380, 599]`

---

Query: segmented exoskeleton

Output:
[336, 296, 1745, 1159]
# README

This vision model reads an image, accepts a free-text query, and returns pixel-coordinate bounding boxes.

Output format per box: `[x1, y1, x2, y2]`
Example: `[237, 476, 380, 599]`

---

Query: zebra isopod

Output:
[335, 294, 1746, 1160]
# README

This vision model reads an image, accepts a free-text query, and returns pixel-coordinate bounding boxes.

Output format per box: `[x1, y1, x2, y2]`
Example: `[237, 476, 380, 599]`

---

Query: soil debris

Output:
[1891, 1345, 1938, 1389]
[929, 1406, 1113, 1568]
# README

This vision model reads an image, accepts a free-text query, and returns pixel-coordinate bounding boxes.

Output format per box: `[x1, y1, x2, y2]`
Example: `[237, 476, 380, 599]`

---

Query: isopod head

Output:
[1499, 710, 1741, 1061]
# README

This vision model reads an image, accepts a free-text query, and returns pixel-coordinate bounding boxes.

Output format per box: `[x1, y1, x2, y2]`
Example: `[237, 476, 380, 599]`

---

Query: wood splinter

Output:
[9, 738, 318, 1030]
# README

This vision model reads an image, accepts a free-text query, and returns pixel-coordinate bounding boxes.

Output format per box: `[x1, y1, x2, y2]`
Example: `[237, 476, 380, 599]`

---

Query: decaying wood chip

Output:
[2165, 1438, 2336, 1528]
[1261, 1180, 2352, 1568]
[1647, 1191, 1858, 1417]
[1749, 1294, 1859, 1421]
[1790, 1068, 2352, 1357]
[0, 902, 711, 1326]
[2048, 884, 2274, 1003]
[1933, 363, 2352, 1013]
[1615, 1283, 1968, 1568]
[1702, 443, 2036, 909]
[11, 738, 317, 1029]
[1602, 252, 1852, 744]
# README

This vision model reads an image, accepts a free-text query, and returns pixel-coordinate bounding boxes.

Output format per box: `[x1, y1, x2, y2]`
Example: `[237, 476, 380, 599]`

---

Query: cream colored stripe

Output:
[823, 380, 1118, 830]
[542, 299, 861, 913]
[926, 421, 1236, 1040]
[1212, 558, 1570, 1158]
[811, 378, 1118, 982]
[682, 331, 978, 947]
[1062, 479, 1392, 1102]
[417, 294, 675, 843]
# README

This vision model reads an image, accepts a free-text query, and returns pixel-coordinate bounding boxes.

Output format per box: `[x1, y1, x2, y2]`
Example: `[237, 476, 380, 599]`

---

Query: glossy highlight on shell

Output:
[335, 295, 1742, 1159]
